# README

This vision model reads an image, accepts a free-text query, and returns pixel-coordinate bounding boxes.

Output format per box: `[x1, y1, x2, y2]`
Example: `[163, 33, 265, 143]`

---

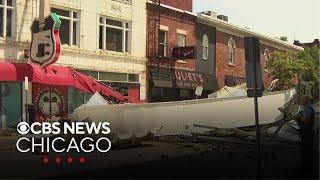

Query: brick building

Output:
[196, 12, 303, 89]
[147, 1, 209, 102]
[294, 39, 320, 48]
[160, 0, 192, 11]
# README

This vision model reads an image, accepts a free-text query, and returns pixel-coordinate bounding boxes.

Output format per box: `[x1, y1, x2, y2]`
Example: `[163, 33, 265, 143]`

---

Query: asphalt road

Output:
[0, 136, 318, 179]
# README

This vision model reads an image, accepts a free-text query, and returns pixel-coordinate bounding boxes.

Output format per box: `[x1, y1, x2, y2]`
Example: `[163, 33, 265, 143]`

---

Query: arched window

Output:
[264, 48, 270, 70]
[228, 37, 236, 64]
[202, 34, 209, 60]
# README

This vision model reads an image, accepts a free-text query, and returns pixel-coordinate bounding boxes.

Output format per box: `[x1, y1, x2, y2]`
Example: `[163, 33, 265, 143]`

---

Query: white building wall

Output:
[0, 0, 147, 100]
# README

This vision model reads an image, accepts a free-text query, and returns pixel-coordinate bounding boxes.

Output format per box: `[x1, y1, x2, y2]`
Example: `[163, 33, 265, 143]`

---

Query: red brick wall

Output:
[215, 30, 276, 89]
[160, 0, 193, 12]
[159, 13, 196, 70]
[147, 6, 196, 71]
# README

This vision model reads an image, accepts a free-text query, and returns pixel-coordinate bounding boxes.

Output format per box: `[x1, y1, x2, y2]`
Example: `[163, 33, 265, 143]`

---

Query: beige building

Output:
[0, 0, 147, 100]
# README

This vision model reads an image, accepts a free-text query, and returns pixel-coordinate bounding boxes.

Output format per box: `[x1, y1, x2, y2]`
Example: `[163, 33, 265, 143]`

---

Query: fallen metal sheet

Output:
[72, 90, 295, 139]
[85, 92, 109, 106]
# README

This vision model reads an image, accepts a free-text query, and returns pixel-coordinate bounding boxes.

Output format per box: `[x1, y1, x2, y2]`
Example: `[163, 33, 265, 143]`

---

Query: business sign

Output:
[172, 46, 195, 59]
[29, 13, 61, 68]
[150, 67, 204, 89]
[173, 69, 204, 89]
[32, 84, 67, 122]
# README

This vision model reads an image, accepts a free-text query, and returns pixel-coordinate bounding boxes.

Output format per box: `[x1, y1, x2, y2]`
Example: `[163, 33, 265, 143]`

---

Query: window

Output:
[264, 48, 270, 70]
[99, 17, 131, 53]
[202, 34, 209, 60]
[0, 0, 14, 37]
[225, 76, 246, 87]
[51, 8, 79, 46]
[77, 69, 139, 83]
[227, 37, 236, 64]
[0, 82, 22, 129]
[177, 33, 186, 47]
[159, 30, 167, 57]
[128, 74, 139, 82]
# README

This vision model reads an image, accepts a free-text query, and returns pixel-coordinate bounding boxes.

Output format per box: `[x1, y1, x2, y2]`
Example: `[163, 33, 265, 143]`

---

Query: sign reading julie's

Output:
[173, 69, 204, 89]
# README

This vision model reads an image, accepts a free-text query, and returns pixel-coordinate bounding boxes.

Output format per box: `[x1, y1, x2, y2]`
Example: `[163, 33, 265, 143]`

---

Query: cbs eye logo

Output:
[17, 122, 30, 135]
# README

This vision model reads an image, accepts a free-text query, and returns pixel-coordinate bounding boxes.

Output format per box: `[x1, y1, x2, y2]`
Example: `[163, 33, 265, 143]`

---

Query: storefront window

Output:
[0, 82, 22, 129]
[99, 71, 127, 82]
[180, 89, 190, 98]
[128, 74, 139, 82]
[113, 87, 128, 96]
[68, 87, 92, 116]
[77, 69, 139, 83]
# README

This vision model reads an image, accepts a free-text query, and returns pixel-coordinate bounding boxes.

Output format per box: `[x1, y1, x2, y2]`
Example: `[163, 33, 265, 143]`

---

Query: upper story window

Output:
[0, 0, 14, 38]
[202, 34, 209, 60]
[159, 30, 167, 57]
[177, 33, 186, 47]
[227, 37, 236, 64]
[264, 48, 270, 70]
[99, 17, 131, 53]
[51, 7, 79, 46]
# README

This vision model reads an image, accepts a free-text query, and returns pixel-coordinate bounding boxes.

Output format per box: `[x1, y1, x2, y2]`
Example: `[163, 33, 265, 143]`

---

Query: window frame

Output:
[77, 69, 139, 83]
[159, 29, 167, 57]
[99, 16, 131, 53]
[227, 37, 236, 65]
[177, 33, 186, 47]
[264, 48, 270, 72]
[202, 34, 209, 60]
[51, 7, 80, 46]
[0, 0, 15, 38]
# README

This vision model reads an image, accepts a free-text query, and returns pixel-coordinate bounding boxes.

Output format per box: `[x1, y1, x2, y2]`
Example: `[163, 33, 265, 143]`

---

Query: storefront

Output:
[149, 67, 208, 102]
[0, 62, 135, 130]
[0, 82, 22, 129]
[76, 69, 141, 101]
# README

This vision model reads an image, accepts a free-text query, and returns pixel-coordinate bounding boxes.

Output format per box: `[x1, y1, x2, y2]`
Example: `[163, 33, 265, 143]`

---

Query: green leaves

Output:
[269, 46, 320, 98]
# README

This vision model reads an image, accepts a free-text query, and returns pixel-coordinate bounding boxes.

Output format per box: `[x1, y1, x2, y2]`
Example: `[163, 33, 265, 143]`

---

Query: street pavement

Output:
[0, 135, 318, 179]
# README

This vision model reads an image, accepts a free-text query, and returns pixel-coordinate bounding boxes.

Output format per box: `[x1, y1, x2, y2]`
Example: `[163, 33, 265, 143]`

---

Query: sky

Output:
[193, 0, 320, 43]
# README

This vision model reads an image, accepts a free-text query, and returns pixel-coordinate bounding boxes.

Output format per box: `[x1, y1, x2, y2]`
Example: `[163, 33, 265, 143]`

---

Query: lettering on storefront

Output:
[173, 70, 204, 89]
[150, 67, 205, 89]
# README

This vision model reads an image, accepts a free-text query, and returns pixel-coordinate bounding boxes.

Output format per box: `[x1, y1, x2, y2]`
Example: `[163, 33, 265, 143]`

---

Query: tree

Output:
[269, 47, 320, 99]
[279, 36, 288, 42]
[297, 46, 320, 99]
[269, 51, 305, 89]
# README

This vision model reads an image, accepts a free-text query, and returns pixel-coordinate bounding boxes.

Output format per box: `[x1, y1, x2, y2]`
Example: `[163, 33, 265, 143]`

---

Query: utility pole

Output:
[244, 37, 264, 179]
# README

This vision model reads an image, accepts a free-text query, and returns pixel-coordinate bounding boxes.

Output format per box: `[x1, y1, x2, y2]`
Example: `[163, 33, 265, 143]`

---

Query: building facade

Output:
[147, 0, 216, 102]
[147, 1, 209, 102]
[0, 0, 147, 128]
[294, 39, 320, 48]
[160, 0, 192, 11]
[0, 0, 147, 101]
[196, 12, 303, 89]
